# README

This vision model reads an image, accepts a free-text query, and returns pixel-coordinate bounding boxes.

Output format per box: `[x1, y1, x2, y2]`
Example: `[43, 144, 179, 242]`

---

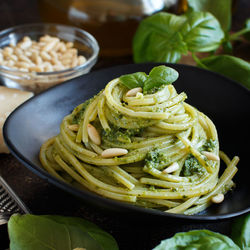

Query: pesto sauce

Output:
[102, 125, 144, 144]
[200, 139, 217, 152]
[145, 148, 169, 170]
[72, 98, 92, 124]
[181, 154, 205, 177]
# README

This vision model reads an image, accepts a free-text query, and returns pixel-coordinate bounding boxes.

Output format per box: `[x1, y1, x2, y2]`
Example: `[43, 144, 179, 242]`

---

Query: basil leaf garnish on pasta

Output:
[119, 71, 147, 89]
[144, 66, 179, 91]
[119, 65, 179, 92]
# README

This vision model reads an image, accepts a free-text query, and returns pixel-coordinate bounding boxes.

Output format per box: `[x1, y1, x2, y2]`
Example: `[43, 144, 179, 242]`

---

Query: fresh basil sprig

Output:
[194, 54, 250, 89]
[244, 19, 250, 40]
[132, 1, 250, 90]
[133, 13, 188, 63]
[119, 65, 179, 92]
[8, 214, 119, 250]
[153, 214, 250, 250]
[187, 0, 232, 31]
[133, 11, 224, 64]
[181, 11, 224, 52]
[153, 230, 240, 250]
[231, 213, 250, 249]
[144, 65, 179, 91]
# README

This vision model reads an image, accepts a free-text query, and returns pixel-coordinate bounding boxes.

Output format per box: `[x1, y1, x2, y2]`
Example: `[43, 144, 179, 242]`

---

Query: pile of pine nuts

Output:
[0, 35, 87, 72]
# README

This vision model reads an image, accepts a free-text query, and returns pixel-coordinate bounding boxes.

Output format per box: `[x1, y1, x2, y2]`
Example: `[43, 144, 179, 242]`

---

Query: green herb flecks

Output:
[181, 154, 205, 176]
[102, 125, 143, 144]
[72, 98, 92, 124]
[201, 139, 217, 152]
[145, 148, 169, 170]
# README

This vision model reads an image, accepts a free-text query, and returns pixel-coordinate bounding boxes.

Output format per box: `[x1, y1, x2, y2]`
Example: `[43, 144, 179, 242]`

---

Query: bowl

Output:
[3, 63, 250, 220]
[0, 23, 99, 93]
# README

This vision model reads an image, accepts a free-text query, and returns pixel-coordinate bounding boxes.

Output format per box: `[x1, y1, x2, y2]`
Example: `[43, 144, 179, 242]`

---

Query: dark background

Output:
[0, 0, 249, 30]
[0, 1, 249, 249]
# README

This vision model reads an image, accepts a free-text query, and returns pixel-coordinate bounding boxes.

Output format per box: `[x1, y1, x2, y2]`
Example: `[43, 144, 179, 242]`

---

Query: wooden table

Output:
[0, 1, 249, 249]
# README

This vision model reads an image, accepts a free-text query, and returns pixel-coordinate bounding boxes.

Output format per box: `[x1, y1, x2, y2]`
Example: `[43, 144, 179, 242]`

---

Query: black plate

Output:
[3, 63, 250, 221]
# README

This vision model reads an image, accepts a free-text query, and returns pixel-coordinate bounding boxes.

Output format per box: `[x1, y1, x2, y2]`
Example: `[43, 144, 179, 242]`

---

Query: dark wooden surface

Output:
[0, 1, 249, 249]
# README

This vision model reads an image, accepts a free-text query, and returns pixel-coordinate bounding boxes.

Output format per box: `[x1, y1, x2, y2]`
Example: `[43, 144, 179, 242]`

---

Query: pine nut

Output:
[9, 54, 18, 61]
[17, 61, 30, 69]
[40, 35, 51, 42]
[42, 39, 58, 52]
[35, 55, 43, 65]
[19, 67, 29, 72]
[23, 36, 31, 42]
[53, 64, 65, 71]
[43, 62, 53, 72]
[14, 47, 22, 56]
[30, 65, 44, 72]
[202, 151, 220, 161]
[66, 42, 74, 48]
[68, 124, 79, 131]
[71, 56, 78, 67]
[40, 51, 51, 61]
[211, 193, 224, 203]
[87, 124, 101, 145]
[101, 148, 128, 158]
[126, 87, 143, 97]
[78, 55, 86, 65]
[25, 51, 32, 57]
[68, 48, 77, 55]
[136, 92, 143, 99]
[19, 40, 32, 50]
[49, 50, 58, 60]
[162, 162, 179, 174]
[19, 55, 32, 63]
[59, 43, 67, 53]
[3, 47, 13, 56]
[6, 60, 15, 67]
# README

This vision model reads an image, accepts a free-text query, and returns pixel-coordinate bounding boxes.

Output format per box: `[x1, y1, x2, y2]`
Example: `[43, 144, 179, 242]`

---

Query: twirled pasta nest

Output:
[40, 73, 238, 215]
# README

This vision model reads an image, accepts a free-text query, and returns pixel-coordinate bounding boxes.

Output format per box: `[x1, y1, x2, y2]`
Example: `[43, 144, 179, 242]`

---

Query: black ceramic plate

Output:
[3, 63, 250, 220]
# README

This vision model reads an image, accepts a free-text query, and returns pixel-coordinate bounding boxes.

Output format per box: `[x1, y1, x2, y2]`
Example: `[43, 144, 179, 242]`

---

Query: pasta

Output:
[40, 66, 239, 215]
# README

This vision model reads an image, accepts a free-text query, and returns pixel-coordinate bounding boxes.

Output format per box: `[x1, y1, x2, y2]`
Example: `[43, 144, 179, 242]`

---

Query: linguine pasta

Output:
[40, 67, 238, 215]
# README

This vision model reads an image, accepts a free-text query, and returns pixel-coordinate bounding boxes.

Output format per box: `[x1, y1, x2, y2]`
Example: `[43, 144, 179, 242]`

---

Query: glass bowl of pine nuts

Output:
[0, 23, 99, 93]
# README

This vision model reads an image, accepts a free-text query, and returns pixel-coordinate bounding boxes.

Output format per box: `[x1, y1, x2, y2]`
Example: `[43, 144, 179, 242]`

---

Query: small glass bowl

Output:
[0, 23, 99, 93]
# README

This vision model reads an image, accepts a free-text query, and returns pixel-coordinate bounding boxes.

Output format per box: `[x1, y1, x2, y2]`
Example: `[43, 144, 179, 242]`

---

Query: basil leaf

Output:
[133, 11, 224, 64]
[144, 66, 179, 91]
[133, 12, 188, 63]
[187, 0, 232, 31]
[181, 11, 224, 52]
[199, 55, 250, 89]
[153, 230, 240, 250]
[8, 214, 118, 250]
[244, 18, 250, 40]
[119, 72, 147, 89]
[231, 214, 250, 249]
